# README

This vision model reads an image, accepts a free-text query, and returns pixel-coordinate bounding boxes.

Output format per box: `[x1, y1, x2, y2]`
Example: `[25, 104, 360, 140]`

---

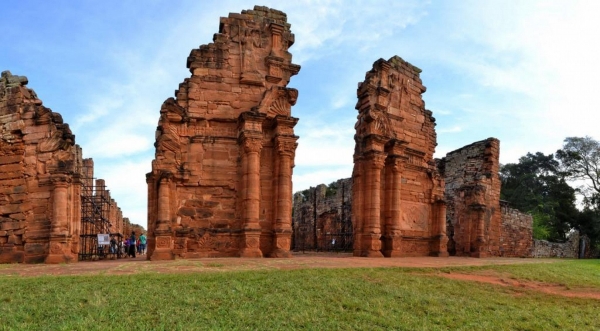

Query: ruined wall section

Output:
[147, 6, 300, 259]
[0, 71, 131, 263]
[291, 178, 352, 251]
[0, 71, 81, 263]
[533, 231, 584, 258]
[352, 56, 447, 258]
[439, 138, 502, 257]
[499, 201, 533, 257]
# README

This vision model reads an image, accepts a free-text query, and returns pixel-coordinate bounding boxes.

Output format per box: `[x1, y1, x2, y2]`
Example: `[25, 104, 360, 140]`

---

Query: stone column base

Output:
[383, 234, 402, 257]
[429, 235, 449, 257]
[149, 235, 174, 260]
[269, 232, 292, 258]
[239, 230, 263, 258]
[45, 238, 76, 264]
[470, 238, 487, 258]
[361, 234, 383, 257]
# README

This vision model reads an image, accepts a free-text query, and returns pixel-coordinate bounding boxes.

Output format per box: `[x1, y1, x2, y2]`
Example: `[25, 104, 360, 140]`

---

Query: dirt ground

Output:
[1, 253, 597, 299]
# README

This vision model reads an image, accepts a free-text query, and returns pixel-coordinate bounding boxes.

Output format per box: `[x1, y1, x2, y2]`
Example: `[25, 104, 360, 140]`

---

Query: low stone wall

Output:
[499, 202, 533, 257]
[533, 231, 582, 258]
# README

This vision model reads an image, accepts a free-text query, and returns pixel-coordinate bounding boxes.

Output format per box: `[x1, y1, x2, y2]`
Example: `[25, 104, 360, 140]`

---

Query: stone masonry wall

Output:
[0, 71, 130, 263]
[352, 56, 447, 258]
[292, 178, 352, 251]
[147, 6, 301, 259]
[439, 138, 503, 257]
[533, 231, 586, 258]
[499, 201, 533, 257]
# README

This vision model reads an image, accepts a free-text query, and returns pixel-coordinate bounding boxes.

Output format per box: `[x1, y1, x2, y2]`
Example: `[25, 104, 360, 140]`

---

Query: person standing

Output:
[139, 233, 147, 255]
[129, 231, 136, 258]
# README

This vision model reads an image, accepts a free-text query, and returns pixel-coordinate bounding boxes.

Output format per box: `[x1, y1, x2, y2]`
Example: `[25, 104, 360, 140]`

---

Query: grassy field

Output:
[0, 260, 598, 330]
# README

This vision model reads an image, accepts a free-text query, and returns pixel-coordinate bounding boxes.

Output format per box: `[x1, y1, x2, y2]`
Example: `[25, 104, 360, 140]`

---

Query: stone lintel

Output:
[238, 111, 266, 132]
[363, 134, 388, 153]
[384, 139, 407, 155]
[269, 23, 285, 35]
[469, 203, 486, 211]
[272, 115, 298, 129]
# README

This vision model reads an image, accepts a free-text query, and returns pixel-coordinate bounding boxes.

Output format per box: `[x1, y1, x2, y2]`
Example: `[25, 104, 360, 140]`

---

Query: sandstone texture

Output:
[147, 6, 300, 259]
[439, 138, 502, 257]
[439, 138, 533, 257]
[352, 56, 448, 257]
[0, 71, 129, 263]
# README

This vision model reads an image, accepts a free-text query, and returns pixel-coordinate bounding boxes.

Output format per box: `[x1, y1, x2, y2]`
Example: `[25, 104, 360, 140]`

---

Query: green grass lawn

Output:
[0, 260, 599, 330]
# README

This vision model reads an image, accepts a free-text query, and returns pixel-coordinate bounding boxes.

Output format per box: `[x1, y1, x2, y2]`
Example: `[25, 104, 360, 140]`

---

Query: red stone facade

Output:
[439, 138, 502, 257]
[351, 56, 448, 257]
[147, 6, 300, 259]
[0, 71, 130, 263]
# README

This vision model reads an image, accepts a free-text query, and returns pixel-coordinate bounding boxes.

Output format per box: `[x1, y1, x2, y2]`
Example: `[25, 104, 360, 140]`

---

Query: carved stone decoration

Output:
[148, 6, 300, 259]
[351, 56, 447, 258]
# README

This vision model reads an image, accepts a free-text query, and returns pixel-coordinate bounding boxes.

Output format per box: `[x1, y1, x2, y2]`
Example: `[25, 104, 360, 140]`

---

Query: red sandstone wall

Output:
[147, 6, 300, 259]
[0, 71, 133, 263]
[352, 56, 447, 258]
[440, 138, 502, 257]
[0, 71, 81, 263]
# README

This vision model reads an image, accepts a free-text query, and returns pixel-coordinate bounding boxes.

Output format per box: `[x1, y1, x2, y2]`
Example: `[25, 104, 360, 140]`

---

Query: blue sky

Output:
[3, 1, 599, 227]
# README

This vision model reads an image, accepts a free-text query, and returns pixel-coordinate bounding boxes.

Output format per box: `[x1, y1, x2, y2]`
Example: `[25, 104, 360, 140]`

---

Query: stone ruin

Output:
[439, 138, 532, 257]
[0, 71, 131, 263]
[147, 6, 300, 259]
[352, 56, 447, 257]
[293, 61, 533, 258]
[291, 178, 352, 251]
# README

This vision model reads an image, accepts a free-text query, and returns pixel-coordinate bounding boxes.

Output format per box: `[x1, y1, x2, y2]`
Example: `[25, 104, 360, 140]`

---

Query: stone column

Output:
[362, 152, 385, 257]
[271, 138, 296, 257]
[472, 205, 487, 257]
[352, 159, 364, 257]
[52, 181, 69, 234]
[239, 136, 263, 257]
[157, 177, 170, 227]
[150, 175, 174, 260]
[430, 200, 449, 257]
[383, 157, 403, 257]
[46, 176, 74, 264]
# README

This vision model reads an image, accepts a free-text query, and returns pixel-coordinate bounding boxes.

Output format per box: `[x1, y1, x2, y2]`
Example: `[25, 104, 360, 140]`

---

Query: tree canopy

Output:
[501, 136, 600, 246]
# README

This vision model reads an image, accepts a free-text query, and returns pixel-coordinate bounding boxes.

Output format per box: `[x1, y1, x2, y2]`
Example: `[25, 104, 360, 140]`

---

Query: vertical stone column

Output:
[239, 136, 264, 257]
[352, 159, 364, 257]
[52, 181, 69, 234]
[271, 138, 296, 257]
[150, 175, 174, 260]
[383, 157, 403, 257]
[430, 200, 449, 257]
[362, 152, 386, 257]
[473, 205, 487, 257]
[46, 176, 74, 264]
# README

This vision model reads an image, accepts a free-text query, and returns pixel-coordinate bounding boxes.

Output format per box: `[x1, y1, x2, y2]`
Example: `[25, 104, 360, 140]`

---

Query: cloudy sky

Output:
[2, 0, 599, 227]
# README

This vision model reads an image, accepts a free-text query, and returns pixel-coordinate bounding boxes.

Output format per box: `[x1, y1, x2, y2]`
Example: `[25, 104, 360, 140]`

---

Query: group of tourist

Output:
[108, 232, 147, 258]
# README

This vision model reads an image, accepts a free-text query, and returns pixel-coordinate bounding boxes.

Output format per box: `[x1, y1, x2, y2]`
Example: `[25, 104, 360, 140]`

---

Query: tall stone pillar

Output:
[150, 175, 174, 260]
[362, 152, 385, 257]
[239, 136, 264, 257]
[271, 138, 296, 257]
[430, 200, 449, 257]
[472, 204, 487, 257]
[46, 176, 74, 264]
[352, 159, 364, 257]
[383, 156, 403, 257]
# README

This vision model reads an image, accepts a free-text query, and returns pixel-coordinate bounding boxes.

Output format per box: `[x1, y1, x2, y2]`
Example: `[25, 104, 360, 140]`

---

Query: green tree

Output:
[556, 136, 600, 245]
[500, 152, 578, 241]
